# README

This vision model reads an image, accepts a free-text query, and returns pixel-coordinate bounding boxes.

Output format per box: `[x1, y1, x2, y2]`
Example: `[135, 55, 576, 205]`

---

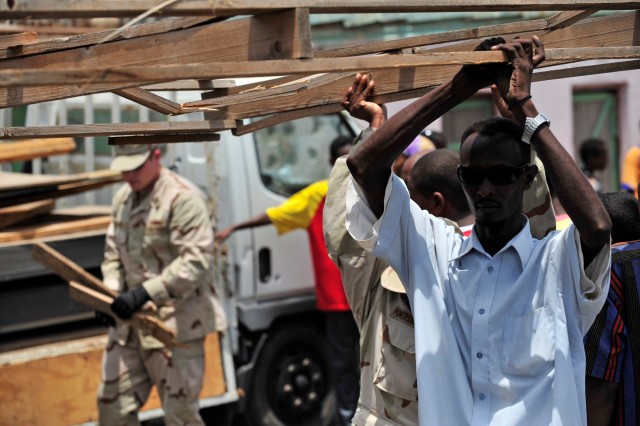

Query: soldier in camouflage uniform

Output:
[98, 144, 226, 426]
[323, 73, 556, 425]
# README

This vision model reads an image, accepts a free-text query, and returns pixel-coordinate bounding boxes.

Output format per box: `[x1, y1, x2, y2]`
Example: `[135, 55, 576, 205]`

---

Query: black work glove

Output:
[459, 37, 511, 87]
[95, 310, 116, 328]
[110, 286, 151, 320]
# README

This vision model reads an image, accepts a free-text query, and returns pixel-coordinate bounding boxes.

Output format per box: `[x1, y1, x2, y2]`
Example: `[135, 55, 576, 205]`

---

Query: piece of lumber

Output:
[68, 281, 177, 349]
[0, 119, 237, 140]
[0, 137, 76, 162]
[0, 31, 38, 50]
[31, 241, 115, 297]
[142, 79, 237, 91]
[0, 332, 224, 425]
[203, 8, 602, 103]
[0, 0, 637, 18]
[0, 17, 214, 60]
[235, 58, 640, 136]
[108, 133, 221, 145]
[4, 47, 639, 89]
[0, 173, 122, 208]
[183, 72, 352, 110]
[0, 9, 312, 108]
[113, 88, 183, 115]
[0, 215, 111, 243]
[190, 10, 640, 120]
[0, 199, 55, 230]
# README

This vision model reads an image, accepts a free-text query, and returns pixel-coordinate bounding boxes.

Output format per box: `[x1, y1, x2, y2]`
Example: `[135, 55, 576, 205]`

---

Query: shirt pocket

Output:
[143, 221, 170, 249]
[502, 306, 555, 376]
[373, 316, 418, 402]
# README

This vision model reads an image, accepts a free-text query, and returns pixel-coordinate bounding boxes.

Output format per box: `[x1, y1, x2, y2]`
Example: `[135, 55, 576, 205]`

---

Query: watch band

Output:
[522, 112, 550, 144]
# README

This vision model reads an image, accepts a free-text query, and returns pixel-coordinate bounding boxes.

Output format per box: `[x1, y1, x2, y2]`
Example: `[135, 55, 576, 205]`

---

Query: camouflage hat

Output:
[380, 266, 406, 294]
[110, 144, 153, 172]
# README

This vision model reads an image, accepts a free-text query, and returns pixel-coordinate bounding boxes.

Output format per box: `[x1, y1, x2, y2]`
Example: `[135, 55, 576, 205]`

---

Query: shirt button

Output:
[479, 308, 485, 315]
[477, 352, 483, 359]
[479, 393, 486, 401]
[488, 266, 494, 273]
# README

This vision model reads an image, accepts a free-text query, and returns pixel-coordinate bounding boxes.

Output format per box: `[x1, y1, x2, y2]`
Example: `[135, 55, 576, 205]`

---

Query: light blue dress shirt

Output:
[346, 174, 611, 425]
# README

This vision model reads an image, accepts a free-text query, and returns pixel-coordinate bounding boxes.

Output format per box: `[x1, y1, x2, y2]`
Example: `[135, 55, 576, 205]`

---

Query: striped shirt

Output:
[585, 239, 640, 426]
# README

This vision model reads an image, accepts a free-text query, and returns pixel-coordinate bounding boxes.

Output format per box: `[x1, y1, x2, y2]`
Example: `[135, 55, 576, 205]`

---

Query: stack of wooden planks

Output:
[0, 170, 122, 240]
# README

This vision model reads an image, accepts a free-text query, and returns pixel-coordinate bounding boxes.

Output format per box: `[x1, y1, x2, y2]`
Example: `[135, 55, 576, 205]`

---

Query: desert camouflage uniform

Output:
[323, 128, 555, 425]
[325, 128, 419, 425]
[98, 168, 226, 426]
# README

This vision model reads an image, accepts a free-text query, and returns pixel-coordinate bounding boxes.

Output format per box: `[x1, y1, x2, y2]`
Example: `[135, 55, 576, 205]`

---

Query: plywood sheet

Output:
[0, 332, 225, 425]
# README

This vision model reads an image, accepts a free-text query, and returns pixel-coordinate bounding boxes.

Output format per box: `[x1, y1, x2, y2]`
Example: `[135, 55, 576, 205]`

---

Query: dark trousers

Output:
[325, 311, 360, 426]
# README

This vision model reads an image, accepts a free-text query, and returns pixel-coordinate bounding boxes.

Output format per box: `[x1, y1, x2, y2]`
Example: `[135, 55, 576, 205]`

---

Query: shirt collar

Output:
[453, 215, 533, 267]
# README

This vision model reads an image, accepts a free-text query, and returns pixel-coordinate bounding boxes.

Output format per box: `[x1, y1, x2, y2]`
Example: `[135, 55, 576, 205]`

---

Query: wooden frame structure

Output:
[0, 2, 638, 140]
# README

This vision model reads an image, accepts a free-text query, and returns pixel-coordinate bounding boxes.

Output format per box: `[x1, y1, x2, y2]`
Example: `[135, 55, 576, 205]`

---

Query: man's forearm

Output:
[347, 75, 479, 217]
[514, 101, 611, 258]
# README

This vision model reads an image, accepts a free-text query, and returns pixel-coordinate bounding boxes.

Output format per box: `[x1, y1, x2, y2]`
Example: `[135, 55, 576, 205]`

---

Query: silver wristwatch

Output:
[522, 113, 550, 144]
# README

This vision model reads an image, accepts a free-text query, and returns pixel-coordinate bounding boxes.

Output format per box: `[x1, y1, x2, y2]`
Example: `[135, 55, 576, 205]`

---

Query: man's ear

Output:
[523, 164, 538, 190]
[431, 192, 446, 217]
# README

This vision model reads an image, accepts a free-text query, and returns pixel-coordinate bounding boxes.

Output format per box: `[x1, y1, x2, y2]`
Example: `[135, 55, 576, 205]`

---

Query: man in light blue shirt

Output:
[344, 37, 612, 425]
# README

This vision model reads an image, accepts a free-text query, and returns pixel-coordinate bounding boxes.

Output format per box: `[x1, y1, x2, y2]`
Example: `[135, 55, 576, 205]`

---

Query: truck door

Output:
[245, 114, 357, 302]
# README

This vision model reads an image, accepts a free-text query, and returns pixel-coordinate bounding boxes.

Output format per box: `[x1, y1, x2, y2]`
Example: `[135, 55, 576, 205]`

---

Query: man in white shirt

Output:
[344, 37, 612, 425]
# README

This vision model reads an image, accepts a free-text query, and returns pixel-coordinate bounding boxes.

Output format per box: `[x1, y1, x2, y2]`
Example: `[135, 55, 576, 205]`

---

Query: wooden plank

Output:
[196, 9, 595, 101]
[142, 79, 237, 91]
[0, 215, 112, 243]
[205, 10, 640, 120]
[31, 242, 115, 297]
[4, 47, 639, 88]
[0, 31, 38, 50]
[0, 119, 237, 140]
[109, 133, 221, 145]
[0, 22, 97, 36]
[0, 170, 119, 192]
[68, 281, 178, 349]
[0, 9, 312, 108]
[190, 9, 639, 117]
[0, 17, 213, 60]
[0, 176, 123, 208]
[534, 59, 640, 81]
[0, 332, 224, 425]
[113, 88, 183, 115]
[0, 0, 637, 18]
[184, 73, 352, 110]
[235, 58, 640, 135]
[0, 137, 76, 162]
[0, 199, 55, 230]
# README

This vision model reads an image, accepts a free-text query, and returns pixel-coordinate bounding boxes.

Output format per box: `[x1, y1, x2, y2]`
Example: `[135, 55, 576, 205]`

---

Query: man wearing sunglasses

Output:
[344, 36, 611, 425]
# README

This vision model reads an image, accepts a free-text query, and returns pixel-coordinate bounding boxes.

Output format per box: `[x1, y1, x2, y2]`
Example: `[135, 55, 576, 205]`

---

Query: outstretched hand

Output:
[214, 226, 234, 248]
[492, 36, 545, 109]
[341, 73, 386, 128]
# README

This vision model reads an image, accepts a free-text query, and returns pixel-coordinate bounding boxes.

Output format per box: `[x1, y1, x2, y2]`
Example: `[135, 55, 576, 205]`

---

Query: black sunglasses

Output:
[457, 164, 530, 186]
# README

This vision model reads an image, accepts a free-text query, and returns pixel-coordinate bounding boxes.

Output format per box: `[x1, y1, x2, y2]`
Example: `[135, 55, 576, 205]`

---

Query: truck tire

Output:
[246, 324, 335, 426]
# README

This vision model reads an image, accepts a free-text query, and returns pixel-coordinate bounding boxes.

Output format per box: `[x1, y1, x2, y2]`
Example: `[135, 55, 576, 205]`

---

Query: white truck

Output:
[0, 90, 360, 426]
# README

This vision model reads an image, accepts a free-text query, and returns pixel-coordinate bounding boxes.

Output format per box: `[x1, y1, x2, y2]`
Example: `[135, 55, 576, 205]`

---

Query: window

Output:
[253, 113, 355, 197]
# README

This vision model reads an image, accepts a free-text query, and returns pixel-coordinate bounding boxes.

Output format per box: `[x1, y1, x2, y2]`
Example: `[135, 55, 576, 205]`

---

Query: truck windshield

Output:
[253, 113, 356, 197]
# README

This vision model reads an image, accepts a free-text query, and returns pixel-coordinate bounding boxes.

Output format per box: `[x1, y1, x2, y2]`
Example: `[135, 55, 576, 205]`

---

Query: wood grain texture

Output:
[0, 332, 224, 425]
[0, 1, 637, 18]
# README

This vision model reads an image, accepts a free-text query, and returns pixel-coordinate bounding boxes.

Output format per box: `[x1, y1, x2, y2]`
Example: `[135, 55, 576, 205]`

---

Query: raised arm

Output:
[493, 36, 611, 263]
[346, 39, 504, 218]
